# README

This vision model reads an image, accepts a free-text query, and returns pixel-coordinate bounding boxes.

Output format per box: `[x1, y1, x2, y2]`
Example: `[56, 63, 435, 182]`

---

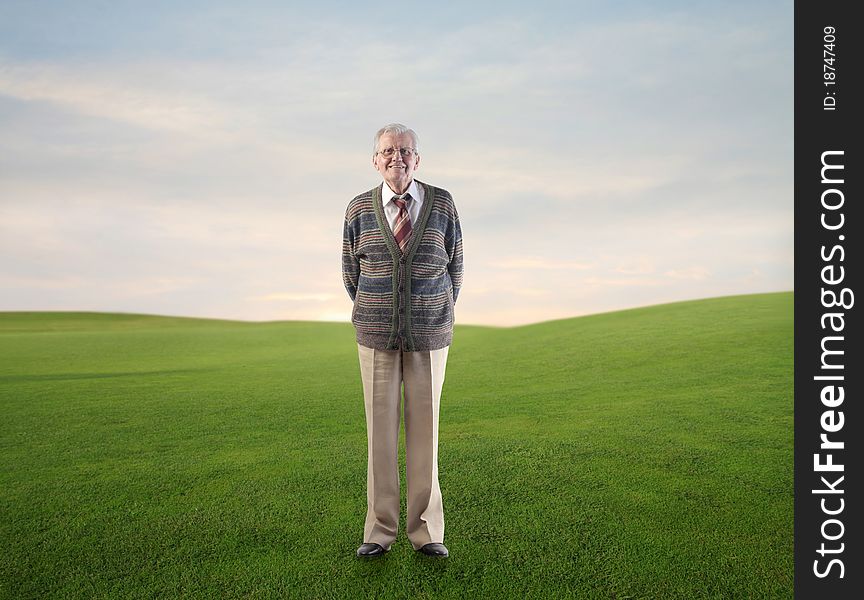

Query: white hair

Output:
[373, 123, 420, 155]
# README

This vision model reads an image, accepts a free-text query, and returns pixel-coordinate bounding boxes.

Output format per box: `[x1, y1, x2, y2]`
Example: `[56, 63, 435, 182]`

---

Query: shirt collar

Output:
[382, 179, 421, 205]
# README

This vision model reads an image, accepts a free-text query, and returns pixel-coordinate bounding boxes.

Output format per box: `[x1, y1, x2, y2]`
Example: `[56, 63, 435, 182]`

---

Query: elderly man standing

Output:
[342, 124, 463, 558]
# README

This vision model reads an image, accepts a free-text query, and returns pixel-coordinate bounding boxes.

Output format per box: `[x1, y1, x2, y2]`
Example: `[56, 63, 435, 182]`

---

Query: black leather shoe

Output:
[418, 543, 448, 557]
[356, 543, 387, 557]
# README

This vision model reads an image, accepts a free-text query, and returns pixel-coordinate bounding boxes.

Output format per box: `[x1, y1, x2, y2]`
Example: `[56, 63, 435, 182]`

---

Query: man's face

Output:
[373, 132, 420, 192]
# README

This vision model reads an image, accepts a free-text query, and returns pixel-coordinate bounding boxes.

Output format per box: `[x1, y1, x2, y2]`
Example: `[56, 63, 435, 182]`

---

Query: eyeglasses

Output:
[377, 147, 416, 158]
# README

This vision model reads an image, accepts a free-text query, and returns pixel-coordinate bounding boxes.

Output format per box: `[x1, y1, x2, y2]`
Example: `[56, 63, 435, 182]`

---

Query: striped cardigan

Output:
[342, 180, 463, 351]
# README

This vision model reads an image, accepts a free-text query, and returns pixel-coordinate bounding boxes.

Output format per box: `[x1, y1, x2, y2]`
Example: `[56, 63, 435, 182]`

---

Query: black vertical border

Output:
[794, 1, 861, 597]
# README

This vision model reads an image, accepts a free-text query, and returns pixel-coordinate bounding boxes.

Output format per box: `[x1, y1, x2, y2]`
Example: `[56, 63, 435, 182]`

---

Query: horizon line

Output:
[0, 290, 793, 329]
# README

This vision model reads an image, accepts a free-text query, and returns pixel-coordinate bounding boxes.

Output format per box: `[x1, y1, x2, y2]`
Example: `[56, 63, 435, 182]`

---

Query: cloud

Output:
[580, 276, 665, 288]
[664, 266, 711, 281]
[490, 257, 593, 271]
[615, 259, 656, 275]
[249, 292, 337, 302]
[0, 62, 232, 135]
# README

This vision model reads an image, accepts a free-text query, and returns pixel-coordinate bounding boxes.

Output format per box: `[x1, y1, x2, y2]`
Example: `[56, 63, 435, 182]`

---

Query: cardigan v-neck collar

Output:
[372, 180, 435, 261]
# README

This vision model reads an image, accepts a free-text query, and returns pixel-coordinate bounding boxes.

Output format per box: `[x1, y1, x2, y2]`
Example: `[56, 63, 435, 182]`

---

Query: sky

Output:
[0, 1, 793, 326]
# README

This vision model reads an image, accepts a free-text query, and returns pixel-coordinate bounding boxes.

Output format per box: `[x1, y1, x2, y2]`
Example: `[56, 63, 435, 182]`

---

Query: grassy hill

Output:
[0, 292, 792, 598]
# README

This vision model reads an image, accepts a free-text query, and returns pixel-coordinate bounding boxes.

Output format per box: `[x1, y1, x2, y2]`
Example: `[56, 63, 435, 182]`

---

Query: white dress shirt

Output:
[381, 179, 424, 232]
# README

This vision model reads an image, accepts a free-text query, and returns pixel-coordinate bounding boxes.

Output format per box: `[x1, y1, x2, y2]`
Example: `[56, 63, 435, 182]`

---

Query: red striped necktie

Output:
[391, 194, 413, 252]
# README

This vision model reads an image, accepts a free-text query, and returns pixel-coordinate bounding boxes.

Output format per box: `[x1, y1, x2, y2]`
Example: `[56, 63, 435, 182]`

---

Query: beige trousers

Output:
[357, 343, 449, 550]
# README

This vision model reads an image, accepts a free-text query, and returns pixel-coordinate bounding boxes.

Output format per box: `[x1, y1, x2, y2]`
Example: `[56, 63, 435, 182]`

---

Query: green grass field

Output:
[0, 292, 792, 599]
